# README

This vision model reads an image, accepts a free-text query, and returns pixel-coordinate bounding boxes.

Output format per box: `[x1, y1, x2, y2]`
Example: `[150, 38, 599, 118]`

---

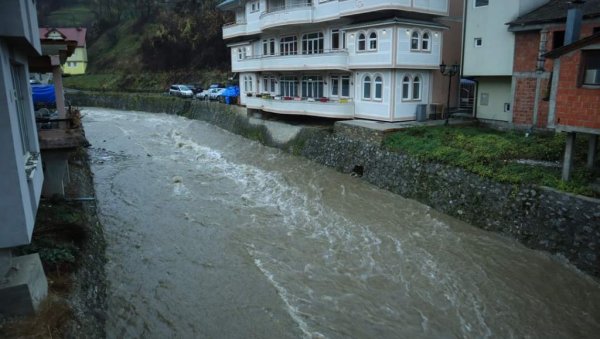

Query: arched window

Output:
[357, 33, 366, 51]
[368, 32, 377, 50]
[402, 75, 411, 100]
[374, 76, 383, 100]
[363, 75, 371, 100]
[411, 31, 420, 50]
[422, 32, 431, 51]
[412, 76, 421, 100]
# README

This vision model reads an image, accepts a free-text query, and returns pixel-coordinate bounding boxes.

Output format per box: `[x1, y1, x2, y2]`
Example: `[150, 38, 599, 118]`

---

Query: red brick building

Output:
[545, 32, 600, 179]
[508, 0, 600, 129]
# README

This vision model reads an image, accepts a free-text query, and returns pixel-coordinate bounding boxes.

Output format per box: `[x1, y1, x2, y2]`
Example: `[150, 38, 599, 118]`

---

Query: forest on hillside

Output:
[38, 0, 232, 72]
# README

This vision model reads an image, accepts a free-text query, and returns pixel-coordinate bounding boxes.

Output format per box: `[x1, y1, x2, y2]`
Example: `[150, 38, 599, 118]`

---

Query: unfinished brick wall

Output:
[511, 22, 599, 128]
[554, 50, 600, 129]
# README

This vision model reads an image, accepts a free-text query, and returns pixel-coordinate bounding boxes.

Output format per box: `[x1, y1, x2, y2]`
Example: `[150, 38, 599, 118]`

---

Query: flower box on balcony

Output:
[319, 97, 329, 103]
[274, 96, 282, 100]
[339, 98, 349, 104]
[246, 93, 253, 97]
[283, 96, 293, 100]
[307, 98, 316, 102]
[293, 97, 302, 101]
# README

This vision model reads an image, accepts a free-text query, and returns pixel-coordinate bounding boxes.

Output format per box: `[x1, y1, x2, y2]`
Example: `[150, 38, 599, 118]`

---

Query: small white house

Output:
[219, 0, 459, 122]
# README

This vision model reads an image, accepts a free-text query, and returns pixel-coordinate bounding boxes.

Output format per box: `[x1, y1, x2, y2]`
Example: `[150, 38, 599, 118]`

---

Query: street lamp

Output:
[439, 61, 460, 125]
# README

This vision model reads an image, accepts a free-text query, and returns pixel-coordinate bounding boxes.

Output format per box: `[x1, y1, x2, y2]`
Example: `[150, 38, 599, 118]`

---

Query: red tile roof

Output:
[39, 27, 87, 47]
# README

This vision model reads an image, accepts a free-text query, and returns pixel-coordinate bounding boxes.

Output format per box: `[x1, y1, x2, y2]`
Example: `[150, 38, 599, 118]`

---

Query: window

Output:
[363, 76, 371, 100]
[412, 76, 421, 100]
[302, 32, 324, 54]
[474, 37, 483, 47]
[402, 76, 410, 100]
[263, 38, 275, 56]
[374, 76, 383, 100]
[411, 31, 420, 50]
[250, 1, 260, 12]
[280, 76, 298, 97]
[422, 32, 431, 51]
[280, 36, 298, 55]
[475, 0, 489, 7]
[368, 32, 377, 50]
[582, 50, 600, 86]
[357, 33, 366, 51]
[401, 74, 423, 101]
[332, 29, 340, 50]
[301, 76, 324, 98]
[263, 75, 277, 94]
[331, 75, 350, 97]
[238, 47, 247, 60]
[244, 75, 253, 92]
[553, 31, 565, 49]
[10, 64, 32, 157]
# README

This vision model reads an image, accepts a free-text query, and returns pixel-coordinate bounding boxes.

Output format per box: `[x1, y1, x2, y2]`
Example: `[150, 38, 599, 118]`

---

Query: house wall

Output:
[63, 47, 87, 75]
[0, 40, 43, 248]
[554, 49, 600, 131]
[394, 70, 431, 120]
[512, 21, 600, 127]
[476, 77, 513, 122]
[354, 69, 393, 120]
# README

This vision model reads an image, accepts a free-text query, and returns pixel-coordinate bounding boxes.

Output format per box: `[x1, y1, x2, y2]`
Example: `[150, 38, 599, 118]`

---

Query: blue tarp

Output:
[222, 85, 240, 105]
[31, 84, 56, 106]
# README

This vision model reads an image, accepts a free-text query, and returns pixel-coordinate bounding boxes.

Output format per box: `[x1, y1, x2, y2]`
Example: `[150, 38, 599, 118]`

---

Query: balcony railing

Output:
[241, 48, 347, 60]
[223, 20, 247, 27]
[260, 3, 312, 18]
[245, 95, 355, 118]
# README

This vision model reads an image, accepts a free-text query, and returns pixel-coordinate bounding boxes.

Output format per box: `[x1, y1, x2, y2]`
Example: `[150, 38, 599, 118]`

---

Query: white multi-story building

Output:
[218, 0, 463, 122]
[461, 0, 549, 122]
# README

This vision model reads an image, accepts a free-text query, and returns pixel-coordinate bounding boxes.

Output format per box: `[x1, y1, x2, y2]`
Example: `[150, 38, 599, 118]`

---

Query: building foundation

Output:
[0, 253, 48, 317]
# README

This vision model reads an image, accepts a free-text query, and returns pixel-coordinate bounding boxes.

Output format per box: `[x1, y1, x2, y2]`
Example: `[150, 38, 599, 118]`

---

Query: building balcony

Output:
[233, 50, 349, 72]
[245, 96, 355, 119]
[260, 3, 313, 30]
[222, 21, 247, 39]
[338, 0, 448, 17]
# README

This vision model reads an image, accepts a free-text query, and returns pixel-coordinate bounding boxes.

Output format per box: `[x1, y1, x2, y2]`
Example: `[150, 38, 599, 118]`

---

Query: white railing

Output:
[246, 96, 355, 118]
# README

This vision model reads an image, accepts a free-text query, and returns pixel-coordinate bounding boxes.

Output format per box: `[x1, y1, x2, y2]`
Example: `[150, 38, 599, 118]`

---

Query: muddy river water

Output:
[82, 108, 600, 338]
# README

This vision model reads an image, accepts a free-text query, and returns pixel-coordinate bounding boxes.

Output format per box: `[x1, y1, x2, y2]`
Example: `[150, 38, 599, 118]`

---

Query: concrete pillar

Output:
[562, 132, 576, 181]
[0, 254, 48, 316]
[588, 135, 598, 169]
[0, 249, 11, 278]
[50, 55, 66, 119]
[41, 150, 70, 197]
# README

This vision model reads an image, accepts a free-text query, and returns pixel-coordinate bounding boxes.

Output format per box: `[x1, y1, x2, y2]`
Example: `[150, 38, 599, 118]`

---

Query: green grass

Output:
[45, 5, 94, 27]
[383, 126, 598, 196]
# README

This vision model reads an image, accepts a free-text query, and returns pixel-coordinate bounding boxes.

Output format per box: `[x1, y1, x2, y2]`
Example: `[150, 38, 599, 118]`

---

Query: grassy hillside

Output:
[43, 0, 231, 92]
[43, 4, 94, 27]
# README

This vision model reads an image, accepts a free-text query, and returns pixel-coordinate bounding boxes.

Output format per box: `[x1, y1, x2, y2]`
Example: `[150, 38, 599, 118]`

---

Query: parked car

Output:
[209, 88, 227, 101]
[196, 88, 214, 100]
[208, 83, 225, 89]
[169, 84, 194, 98]
[184, 84, 203, 94]
[216, 85, 240, 104]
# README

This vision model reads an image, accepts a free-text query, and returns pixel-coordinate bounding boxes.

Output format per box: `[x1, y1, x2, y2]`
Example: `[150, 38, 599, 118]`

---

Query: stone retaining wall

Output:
[68, 92, 600, 277]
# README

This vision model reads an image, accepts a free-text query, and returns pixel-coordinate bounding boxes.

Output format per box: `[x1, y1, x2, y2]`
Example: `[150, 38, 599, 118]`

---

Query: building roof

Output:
[544, 31, 600, 58]
[509, 0, 600, 27]
[217, 0, 241, 10]
[39, 27, 87, 47]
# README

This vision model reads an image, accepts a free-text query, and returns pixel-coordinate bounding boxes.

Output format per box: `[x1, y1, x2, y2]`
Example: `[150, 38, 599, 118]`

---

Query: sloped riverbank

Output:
[67, 91, 600, 277]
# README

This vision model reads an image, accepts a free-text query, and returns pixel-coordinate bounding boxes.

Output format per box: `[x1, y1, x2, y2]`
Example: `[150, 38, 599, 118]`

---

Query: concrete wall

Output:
[0, 40, 43, 249]
[476, 76, 513, 122]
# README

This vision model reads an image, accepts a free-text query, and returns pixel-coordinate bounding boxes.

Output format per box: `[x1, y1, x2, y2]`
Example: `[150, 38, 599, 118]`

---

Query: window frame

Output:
[474, 0, 489, 7]
[373, 75, 383, 101]
[580, 49, 600, 87]
[280, 76, 299, 97]
[410, 31, 420, 51]
[412, 75, 421, 101]
[368, 31, 378, 51]
[401, 75, 411, 100]
[302, 32, 324, 55]
[357, 32, 367, 52]
[280, 35, 298, 56]
[362, 75, 372, 100]
[421, 31, 431, 52]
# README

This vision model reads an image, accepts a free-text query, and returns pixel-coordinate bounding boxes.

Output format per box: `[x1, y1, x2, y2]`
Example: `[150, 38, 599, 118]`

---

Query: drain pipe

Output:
[530, 28, 549, 134]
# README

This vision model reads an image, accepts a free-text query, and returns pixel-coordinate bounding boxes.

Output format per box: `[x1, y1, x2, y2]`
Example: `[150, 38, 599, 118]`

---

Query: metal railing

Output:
[260, 3, 313, 18]
[223, 20, 247, 28]
[238, 48, 347, 61]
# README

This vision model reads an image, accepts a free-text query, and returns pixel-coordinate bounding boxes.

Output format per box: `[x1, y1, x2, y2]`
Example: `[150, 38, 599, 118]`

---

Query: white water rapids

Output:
[82, 108, 600, 339]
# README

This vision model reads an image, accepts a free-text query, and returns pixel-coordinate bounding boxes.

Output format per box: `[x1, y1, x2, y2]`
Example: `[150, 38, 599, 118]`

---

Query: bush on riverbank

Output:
[383, 126, 598, 196]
